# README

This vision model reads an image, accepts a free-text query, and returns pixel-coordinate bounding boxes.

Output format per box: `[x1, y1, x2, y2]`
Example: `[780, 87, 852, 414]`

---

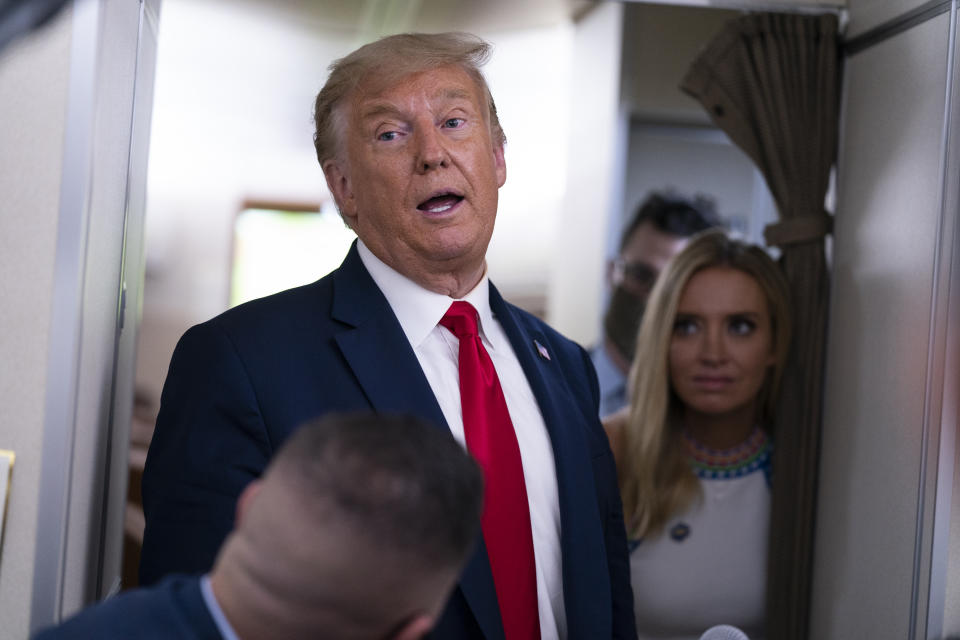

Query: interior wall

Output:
[813, 7, 955, 639]
[57, 0, 159, 613]
[546, 2, 624, 345]
[941, 269, 960, 633]
[481, 24, 574, 306]
[0, 8, 74, 640]
[619, 123, 775, 244]
[935, 8, 960, 632]
[630, 0, 844, 14]
[620, 3, 736, 125]
[846, 0, 936, 39]
[947, 345, 960, 634]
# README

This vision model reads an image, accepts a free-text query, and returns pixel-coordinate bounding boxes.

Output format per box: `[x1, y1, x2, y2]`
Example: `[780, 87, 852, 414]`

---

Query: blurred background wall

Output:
[0, 7, 73, 636]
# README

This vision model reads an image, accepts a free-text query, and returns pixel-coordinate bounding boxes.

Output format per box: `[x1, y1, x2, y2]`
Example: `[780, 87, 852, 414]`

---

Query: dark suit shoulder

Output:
[168, 275, 343, 415]
[33, 576, 221, 640]
[141, 257, 384, 585]
[206, 275, 336, 337]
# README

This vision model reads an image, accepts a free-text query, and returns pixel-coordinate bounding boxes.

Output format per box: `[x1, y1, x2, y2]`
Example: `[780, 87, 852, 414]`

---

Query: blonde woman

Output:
[604, 230, 791, 640]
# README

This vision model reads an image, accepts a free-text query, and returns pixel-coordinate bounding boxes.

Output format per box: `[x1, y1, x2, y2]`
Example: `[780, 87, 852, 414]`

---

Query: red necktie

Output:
[440, 301, 540, 640]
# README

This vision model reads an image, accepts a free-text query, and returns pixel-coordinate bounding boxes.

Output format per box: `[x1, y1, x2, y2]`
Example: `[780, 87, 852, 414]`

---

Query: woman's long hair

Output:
[619, 230, 792, 540]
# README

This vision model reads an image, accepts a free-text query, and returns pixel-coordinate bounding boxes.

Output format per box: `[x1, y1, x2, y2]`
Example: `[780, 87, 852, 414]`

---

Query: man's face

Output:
[614, 221, 689, 299]
[323, 65, 506, 288]
[603, 221, 690, 365]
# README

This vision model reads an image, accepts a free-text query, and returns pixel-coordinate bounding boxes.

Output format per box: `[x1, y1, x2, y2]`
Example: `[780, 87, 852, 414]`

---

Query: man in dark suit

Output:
[37, 413, 483, 640]
[140, 32, 635, 639]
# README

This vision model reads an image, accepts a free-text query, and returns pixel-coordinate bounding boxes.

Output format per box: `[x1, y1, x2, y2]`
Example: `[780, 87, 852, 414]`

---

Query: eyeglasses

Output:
[612, 258, 658, 294]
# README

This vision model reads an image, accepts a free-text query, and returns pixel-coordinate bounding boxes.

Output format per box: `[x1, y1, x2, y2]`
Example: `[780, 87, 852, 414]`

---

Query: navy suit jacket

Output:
[140, 243, 635, 639]
[33, 576, 221, 640]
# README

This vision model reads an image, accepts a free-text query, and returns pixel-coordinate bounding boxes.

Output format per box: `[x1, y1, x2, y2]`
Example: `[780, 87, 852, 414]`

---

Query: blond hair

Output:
[312, 32, 506, 168]
[619, 230, 792, 539]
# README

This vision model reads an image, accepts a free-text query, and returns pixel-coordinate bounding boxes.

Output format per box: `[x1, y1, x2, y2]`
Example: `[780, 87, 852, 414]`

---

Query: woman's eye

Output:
[443, 118, 465, 128]
[673, 317, 698, 336]
[728, 317, 757, 336]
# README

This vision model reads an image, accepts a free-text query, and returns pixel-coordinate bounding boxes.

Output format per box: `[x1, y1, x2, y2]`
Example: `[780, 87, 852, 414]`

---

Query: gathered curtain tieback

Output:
[764, 213, 833, 247]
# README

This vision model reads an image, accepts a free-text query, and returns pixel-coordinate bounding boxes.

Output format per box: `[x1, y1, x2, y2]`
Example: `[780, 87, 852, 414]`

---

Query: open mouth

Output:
[417, 191, 464, 214]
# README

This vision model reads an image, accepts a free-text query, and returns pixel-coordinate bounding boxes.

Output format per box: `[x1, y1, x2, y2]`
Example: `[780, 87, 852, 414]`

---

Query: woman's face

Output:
[668, 266, 776, 420]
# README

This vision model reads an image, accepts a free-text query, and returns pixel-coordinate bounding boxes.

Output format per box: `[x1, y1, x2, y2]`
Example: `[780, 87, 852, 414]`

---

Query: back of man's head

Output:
[620, 192, 721, 251]
[212, 412, 484, 640]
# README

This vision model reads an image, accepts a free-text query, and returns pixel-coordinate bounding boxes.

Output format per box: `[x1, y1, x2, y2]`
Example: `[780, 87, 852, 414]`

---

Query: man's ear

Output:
[493, 144, 506, 188]
[390, 614, 434, 640]
[322, 159, 358, 227]
[235, 480, 262, 526]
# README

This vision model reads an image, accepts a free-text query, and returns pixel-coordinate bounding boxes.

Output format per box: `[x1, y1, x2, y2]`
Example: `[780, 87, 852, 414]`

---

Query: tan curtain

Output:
[680, 13, 841, 640]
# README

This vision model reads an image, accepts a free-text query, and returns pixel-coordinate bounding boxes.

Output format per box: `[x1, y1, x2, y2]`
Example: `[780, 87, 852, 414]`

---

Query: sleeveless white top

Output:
[630, 429, 772, 640]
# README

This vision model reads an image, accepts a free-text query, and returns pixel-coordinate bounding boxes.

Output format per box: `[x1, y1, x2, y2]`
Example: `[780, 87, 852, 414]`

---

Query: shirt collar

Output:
[200, 574, 241, 640]
[357, 240, 496, 349]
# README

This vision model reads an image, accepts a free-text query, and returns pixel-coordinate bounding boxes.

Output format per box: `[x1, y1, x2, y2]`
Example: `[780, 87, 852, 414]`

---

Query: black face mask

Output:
[603, 285, 647, 363]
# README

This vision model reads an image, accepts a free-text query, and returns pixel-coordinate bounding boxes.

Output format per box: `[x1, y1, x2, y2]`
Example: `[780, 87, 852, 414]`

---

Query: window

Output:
[230, 201, 355, 307]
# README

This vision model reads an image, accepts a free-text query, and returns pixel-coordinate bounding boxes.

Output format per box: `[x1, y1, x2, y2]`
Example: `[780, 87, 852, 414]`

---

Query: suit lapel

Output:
[175, 576, 226, 640]
[331, 244, 504, 640]
[330, 244, 448, 429]
[489, 285, 612, 635]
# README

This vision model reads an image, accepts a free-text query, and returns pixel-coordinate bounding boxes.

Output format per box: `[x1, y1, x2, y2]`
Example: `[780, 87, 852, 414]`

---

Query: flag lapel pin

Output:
[534, 339, 551, 361]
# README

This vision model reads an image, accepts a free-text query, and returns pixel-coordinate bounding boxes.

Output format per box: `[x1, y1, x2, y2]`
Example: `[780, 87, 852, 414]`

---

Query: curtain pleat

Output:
[680, 13, 841, 640]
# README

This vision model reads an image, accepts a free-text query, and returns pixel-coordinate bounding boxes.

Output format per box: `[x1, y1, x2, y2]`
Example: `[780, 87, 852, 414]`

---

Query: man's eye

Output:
[443, 118, 465, 128]
[622, 262, 657, 289]
[377, 131, 399, 141]
[728, 317, 756, 336]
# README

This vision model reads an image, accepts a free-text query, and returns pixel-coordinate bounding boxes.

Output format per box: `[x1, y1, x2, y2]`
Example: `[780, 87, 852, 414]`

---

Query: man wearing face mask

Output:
[592, 192, 722, 418]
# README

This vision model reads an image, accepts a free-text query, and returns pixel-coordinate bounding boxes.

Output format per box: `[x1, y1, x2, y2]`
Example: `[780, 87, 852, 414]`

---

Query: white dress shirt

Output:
[357, 241, 566, 639]
[201, 575, 240, 640]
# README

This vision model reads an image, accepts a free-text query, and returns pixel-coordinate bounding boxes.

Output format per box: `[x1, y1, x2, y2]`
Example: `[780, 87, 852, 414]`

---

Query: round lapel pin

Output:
[669, 522, 691, 542]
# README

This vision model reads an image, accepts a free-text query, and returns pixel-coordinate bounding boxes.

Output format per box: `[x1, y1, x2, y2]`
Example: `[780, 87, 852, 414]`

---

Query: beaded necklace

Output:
[683, 425, 773, 481]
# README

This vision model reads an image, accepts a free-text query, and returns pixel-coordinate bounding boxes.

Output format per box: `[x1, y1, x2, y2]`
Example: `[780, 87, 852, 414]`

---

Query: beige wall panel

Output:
[847, 0, 940, 39]
[646, 0, 843, 10]
[812, 14, 951, 639]
[547, 2, 623, 344]
[0, 9, 74, 640]
[620, 3, 736, 125]
[59, 0, 148, 615]
[945, 412, 960, 631]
